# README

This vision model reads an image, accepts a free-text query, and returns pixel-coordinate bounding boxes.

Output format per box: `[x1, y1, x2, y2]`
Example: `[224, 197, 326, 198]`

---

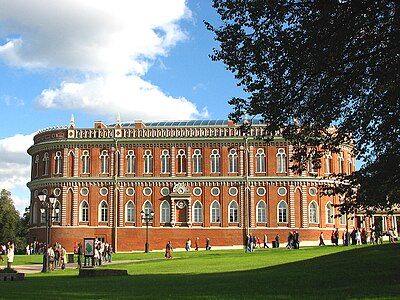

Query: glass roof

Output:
[109, 119, 264, 128]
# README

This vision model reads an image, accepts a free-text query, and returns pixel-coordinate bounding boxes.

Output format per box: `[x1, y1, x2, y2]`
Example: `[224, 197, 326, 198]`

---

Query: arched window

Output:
[53, 201, 61, 222]
[143, 150, 153, 174]
[276, 148, 287, 173]
[308, 149, 318, 174]
[126, 150, 135, 174]
[160, 149, 170, 174]
[257, 201, 267, 223]
[338, 152, 344, 173]
[35, 155, 39, 177]
[278, 200, 288, 223]
[99, 201, 108, 222]
[160, 201, 170, 223]
[326, 202, 334, 224]
[32, 202, 38, 224]
[347, 154, 353, 174]
[228, 149, 238, 173]
[192, 149, 202, 173]
[210, 149, 220, 173]
[309, 201, 319, 224]
[192, 201, 203, 223]
[80, 201, 89, 222]
[143, 201, 153, 217]
[54, 151, 62, 175]
[211, 201, 220, 223]
[176, 149, 186, 173]
[81, 150, 90, 174]
[229, 201, 238, 223]
[126, 201, 135, 222]
[100, 150, 109, 174]
[324, 151, 332, 174]
[43, 152, 49, 175]
[255, 149, 266, 173]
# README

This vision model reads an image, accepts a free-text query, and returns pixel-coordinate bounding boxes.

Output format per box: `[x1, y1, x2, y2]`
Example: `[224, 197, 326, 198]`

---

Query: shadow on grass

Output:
[1, 244, 399, 300]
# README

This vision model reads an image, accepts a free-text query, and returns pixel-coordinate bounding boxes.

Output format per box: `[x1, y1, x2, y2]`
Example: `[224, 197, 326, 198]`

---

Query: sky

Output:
[0, 0, 246, 214]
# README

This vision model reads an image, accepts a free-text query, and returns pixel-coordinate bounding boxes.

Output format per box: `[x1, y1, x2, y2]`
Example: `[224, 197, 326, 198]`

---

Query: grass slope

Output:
[0, 243, 398, 299]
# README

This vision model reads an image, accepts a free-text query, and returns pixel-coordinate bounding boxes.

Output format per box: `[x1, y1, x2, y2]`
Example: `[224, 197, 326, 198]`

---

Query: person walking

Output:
[165, 241, 173, 259]
[319, 232, 325, 246]
[195, 237, 199, 251]
[6, 242, 14, 269]
[263, 234, 269, 248]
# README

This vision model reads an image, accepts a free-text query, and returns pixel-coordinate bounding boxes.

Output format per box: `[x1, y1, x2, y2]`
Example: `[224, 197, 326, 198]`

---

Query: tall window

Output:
[160, 150, 170, 174]
[228, 149, 238, 173]
[126, 150, 135, 174]
[211, 201, 220, 223]
[229, 201, 238, 223]
[309, 201, 319, 224]
[324, 151, 332, 174]
[99, 201, 108, 222]
[54, 151, 62, 175]
[53, 201, 60, 222]
[338, 152, 344, 173]
[210, 149, 220, 173]
[176, 149, 187, 173]
[126, 201, 135, 222]
[43, 152, 49, 175]
[326, 202, 334, 224]
[347, 154, 353, 174]
[308, 149, 318, 174]
[32, 202, 38, 224]
[192, 149, 202, 173]
[255, 149, 266, 173]
[160, 201, 170, 223]
[278, 201, 288, 223]
[193, 201, 203, 223]
[100, 150, 109, 174]
[35, 155, 39, 177]
[81, 150, 90, 174]
[257, 201, 267, 223]
[276, 148, 287, 173]
[80, 201, 89, 222]
[143, 150, 153, 174]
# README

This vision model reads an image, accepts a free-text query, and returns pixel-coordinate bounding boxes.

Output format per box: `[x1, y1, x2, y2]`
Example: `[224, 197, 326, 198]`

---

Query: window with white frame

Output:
[338, 152, 344, 173]
[43, 152, 49, 175]
[35, 155, 39, 177]
[257, 201, 267, 223]
[193, 201, 203, 223]
[211, 201, 220, 223]
[255, 148, 266, 173]
[228, 149, 238, 173]
[126, 201, 135, 222]
[54, 151, 62, 175]
[326, 202, 334, 224]
[192, 149, 202, 173]
[276, 148, 287, 173]
[80, 201, 89, 222]
[100, 150, 109, 174]
[99, 201, 108, 222]
[308, 149, 318, 174]
[143, 150, 153, 174]
[278, 200, 288, 223]
[126, 150, 135, 174]
[324, 151, 332, 174]
[340, 213, 346, 225]
[176, 149, 187, 173]
[347, 154, 353, 174]
[143, 201, 153, 217]
[160, 201, 170, 223]
[210, 149, 220, 173]
[81, 150, 90, 174]
[32, 202, 38, 224]
[53, 201, 61, 222]
[160, 149, 170, 174]
[229, 201, 238, 223]
[309, 201, 319, 224]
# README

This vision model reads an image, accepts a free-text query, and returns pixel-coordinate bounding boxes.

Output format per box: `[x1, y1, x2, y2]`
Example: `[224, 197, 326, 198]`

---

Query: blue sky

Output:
[0, 0, 245, 214]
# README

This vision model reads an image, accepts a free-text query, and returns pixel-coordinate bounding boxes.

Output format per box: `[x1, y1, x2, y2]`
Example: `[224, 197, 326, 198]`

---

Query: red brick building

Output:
[28, 117, 362, 252]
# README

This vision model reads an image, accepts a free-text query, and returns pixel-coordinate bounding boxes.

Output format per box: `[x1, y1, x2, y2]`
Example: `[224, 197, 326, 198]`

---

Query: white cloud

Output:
[0, 133, 34, 214]
[0, 0, 206, 120]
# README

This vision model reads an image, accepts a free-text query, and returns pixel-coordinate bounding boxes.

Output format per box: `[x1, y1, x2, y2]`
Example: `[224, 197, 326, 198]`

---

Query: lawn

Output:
[0, 243, 398, 299]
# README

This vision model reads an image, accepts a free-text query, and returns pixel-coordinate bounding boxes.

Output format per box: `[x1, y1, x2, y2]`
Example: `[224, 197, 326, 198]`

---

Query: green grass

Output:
[1, 243, 399, 299]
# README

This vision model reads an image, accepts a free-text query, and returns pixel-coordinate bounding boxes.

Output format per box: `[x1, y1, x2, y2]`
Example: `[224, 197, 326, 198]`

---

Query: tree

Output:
[0, 189, 21, 244]
[206, 0, 400, 209]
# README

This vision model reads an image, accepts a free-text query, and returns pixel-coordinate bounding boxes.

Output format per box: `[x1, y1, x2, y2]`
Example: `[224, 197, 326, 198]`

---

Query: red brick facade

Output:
[28, 119, 359, 252]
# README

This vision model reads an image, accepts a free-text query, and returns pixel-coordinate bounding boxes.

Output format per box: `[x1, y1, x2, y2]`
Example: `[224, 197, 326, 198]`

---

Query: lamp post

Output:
[38, 192, 58, 272]
[141, 210, 154, 253]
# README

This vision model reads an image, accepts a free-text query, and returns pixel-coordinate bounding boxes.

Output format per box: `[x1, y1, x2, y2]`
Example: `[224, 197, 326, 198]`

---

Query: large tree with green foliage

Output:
[0, 189, 21, 244]
[206, 0, 400, 210]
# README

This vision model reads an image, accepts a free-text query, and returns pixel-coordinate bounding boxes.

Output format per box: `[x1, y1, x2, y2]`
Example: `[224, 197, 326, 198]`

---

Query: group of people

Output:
[0, 242, 15, 268]
[81, 239, 113, 267]
[286, 231, 300, 249]
[167, 237, 212, 258]
[46, 242, 67, 270]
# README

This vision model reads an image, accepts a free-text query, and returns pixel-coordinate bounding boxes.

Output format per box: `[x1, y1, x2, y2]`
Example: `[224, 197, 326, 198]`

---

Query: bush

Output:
[0, 267, 17, 273]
